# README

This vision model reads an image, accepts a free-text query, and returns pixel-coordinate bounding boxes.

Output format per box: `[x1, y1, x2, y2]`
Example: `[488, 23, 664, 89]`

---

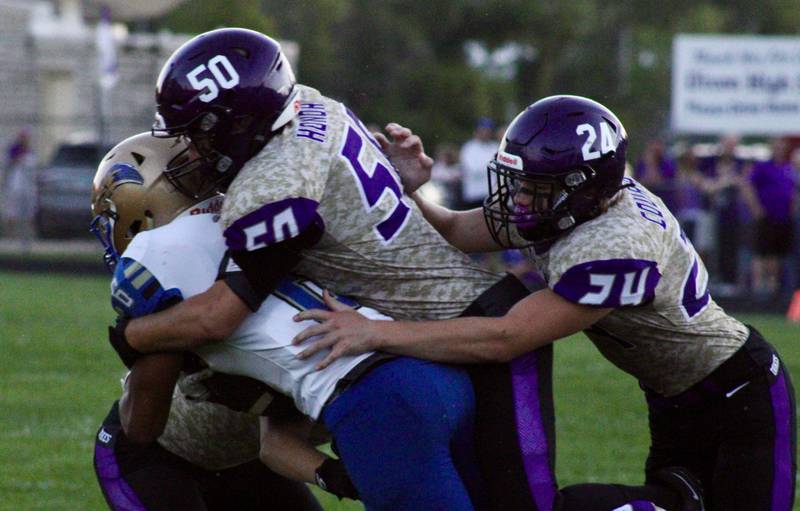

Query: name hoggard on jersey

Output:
[295, 102, 328, 143]
[533, 178, 748, 396]
[221, 85, 500, 320]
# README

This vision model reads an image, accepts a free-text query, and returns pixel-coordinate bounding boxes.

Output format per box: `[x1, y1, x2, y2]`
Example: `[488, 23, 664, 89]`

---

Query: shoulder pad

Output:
[111, 257, 184, 317]
[223, 198, 323, 252]
[553, 258, 661, 308]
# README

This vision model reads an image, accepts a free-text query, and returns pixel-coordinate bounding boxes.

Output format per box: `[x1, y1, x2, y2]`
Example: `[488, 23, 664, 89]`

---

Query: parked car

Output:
[36, 142, 113, 238]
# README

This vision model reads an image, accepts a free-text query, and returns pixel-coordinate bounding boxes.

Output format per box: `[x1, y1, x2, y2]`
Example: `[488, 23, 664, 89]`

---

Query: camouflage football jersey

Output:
[532, 177, 749, 396]
[221, 85, 500, 320]
[150, 384, 260, 471]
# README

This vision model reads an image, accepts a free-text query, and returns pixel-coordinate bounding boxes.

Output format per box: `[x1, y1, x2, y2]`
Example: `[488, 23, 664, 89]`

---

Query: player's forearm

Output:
[410, 192, 498, 253]
[374, 289, 610, 363]
[372, 315, 524, 363]
[126, 280, 250, 352]
[125, 302, 215, 352]
[119, 353, 183, 444]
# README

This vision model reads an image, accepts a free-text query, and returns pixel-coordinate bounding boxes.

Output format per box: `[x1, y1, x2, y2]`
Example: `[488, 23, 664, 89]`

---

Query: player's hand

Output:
[292, 290, 380, 370]
[375, 122, 433, 194]
[315, 457, 360, 500]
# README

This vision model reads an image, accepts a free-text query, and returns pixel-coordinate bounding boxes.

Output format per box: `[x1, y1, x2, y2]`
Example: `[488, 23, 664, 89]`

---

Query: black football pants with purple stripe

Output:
[557, 327, 796, 511]
[644, 330, 796, 511]
[461, 275, 558, 511]
[93, 401, 322, 511]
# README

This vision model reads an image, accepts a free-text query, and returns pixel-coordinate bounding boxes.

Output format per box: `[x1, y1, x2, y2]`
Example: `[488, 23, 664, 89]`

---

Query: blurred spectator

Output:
[742, 138, 796, 298]
[634, 137, 678, 211]
[792, 146, 800, 171]
[789, 147, 800, 292]
[672, 148, 714, 262]
[501, 249, 544, 291]
[1, 127, 37, 245]
[419, 143, 461, 208]
[695, 134, 747, 295]
[459, 117, 496, 209]
[495, 124, 507, 143]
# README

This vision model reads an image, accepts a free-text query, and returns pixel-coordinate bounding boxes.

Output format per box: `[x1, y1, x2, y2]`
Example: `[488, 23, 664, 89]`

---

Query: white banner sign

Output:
[671, 35, 800, 135]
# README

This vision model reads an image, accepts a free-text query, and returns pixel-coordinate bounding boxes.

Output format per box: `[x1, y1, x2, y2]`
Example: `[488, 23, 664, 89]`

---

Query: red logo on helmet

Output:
[498, 151, 523, 170]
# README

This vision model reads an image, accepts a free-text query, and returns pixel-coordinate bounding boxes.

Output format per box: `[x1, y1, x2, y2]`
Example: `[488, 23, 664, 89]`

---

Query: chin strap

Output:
[270, 87, 301, 131]
[616, 181, 636, 192]
[245, 88, 300, 162]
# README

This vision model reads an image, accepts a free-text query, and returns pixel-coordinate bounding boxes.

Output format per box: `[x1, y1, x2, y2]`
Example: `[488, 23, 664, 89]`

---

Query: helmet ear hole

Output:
[232, 115, 254, 135]
[132, 152, 145, 165]
[128, 219, 142, 237]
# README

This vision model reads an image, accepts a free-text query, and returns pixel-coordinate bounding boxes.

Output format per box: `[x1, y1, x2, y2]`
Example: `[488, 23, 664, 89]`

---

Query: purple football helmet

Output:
[152, 28, 298, 198]
[483, 95, 628, 248]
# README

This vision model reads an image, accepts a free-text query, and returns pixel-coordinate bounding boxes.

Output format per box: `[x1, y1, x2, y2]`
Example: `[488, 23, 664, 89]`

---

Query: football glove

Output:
[314, 457, 359, 501]
[108, 316, 143, 369]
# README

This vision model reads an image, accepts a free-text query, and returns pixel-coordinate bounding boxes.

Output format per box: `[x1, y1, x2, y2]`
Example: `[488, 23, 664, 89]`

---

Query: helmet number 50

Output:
[186, 55, 240, 103]
[576, 122, 617, 162]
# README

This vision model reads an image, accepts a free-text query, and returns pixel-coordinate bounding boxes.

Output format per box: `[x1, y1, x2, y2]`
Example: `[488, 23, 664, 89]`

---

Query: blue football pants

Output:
[322, 357, 487, 511]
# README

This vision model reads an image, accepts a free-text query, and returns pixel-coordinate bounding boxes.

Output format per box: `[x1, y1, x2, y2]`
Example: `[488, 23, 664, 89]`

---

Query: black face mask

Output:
[484, 160, 600, 248]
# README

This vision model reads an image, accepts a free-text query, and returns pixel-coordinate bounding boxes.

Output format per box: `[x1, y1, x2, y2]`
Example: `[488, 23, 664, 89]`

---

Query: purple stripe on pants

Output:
[94, 443, 147, 511]
[769, 367, 793, 511]
[510, 351, 556, 511]
[625, 501, 658, 511]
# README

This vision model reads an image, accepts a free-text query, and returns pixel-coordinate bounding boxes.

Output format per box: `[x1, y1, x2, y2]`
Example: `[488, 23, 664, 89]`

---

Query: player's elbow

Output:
[477, 332, 530, 363]
[479, 341, 518, 363]
[493, 347, 516, 363]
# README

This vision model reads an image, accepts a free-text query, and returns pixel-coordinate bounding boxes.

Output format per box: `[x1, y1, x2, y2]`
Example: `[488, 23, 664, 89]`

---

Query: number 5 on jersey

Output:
[339, 114, 411, 244]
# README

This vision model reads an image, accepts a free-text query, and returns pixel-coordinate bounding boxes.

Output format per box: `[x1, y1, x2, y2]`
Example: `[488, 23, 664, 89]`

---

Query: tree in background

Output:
[162, 0, 276, 36]
[160, 0, 800, 154]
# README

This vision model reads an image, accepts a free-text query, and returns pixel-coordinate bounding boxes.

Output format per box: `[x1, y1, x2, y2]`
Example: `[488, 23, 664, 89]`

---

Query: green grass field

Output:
[1, 270, 798, 510]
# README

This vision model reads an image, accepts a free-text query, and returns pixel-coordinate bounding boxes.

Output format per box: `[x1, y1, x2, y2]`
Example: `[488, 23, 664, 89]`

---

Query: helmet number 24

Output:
[187, 55, 241, 103]
[576, 122, 617, 162]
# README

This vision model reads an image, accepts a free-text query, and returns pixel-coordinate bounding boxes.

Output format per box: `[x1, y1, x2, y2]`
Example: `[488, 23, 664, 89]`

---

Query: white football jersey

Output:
[532, 178, 748, 396]
[119, 199, 385, 422]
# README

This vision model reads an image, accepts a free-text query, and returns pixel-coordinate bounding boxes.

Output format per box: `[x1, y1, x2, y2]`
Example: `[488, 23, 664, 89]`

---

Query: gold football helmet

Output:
[90, 132, 205, 271]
